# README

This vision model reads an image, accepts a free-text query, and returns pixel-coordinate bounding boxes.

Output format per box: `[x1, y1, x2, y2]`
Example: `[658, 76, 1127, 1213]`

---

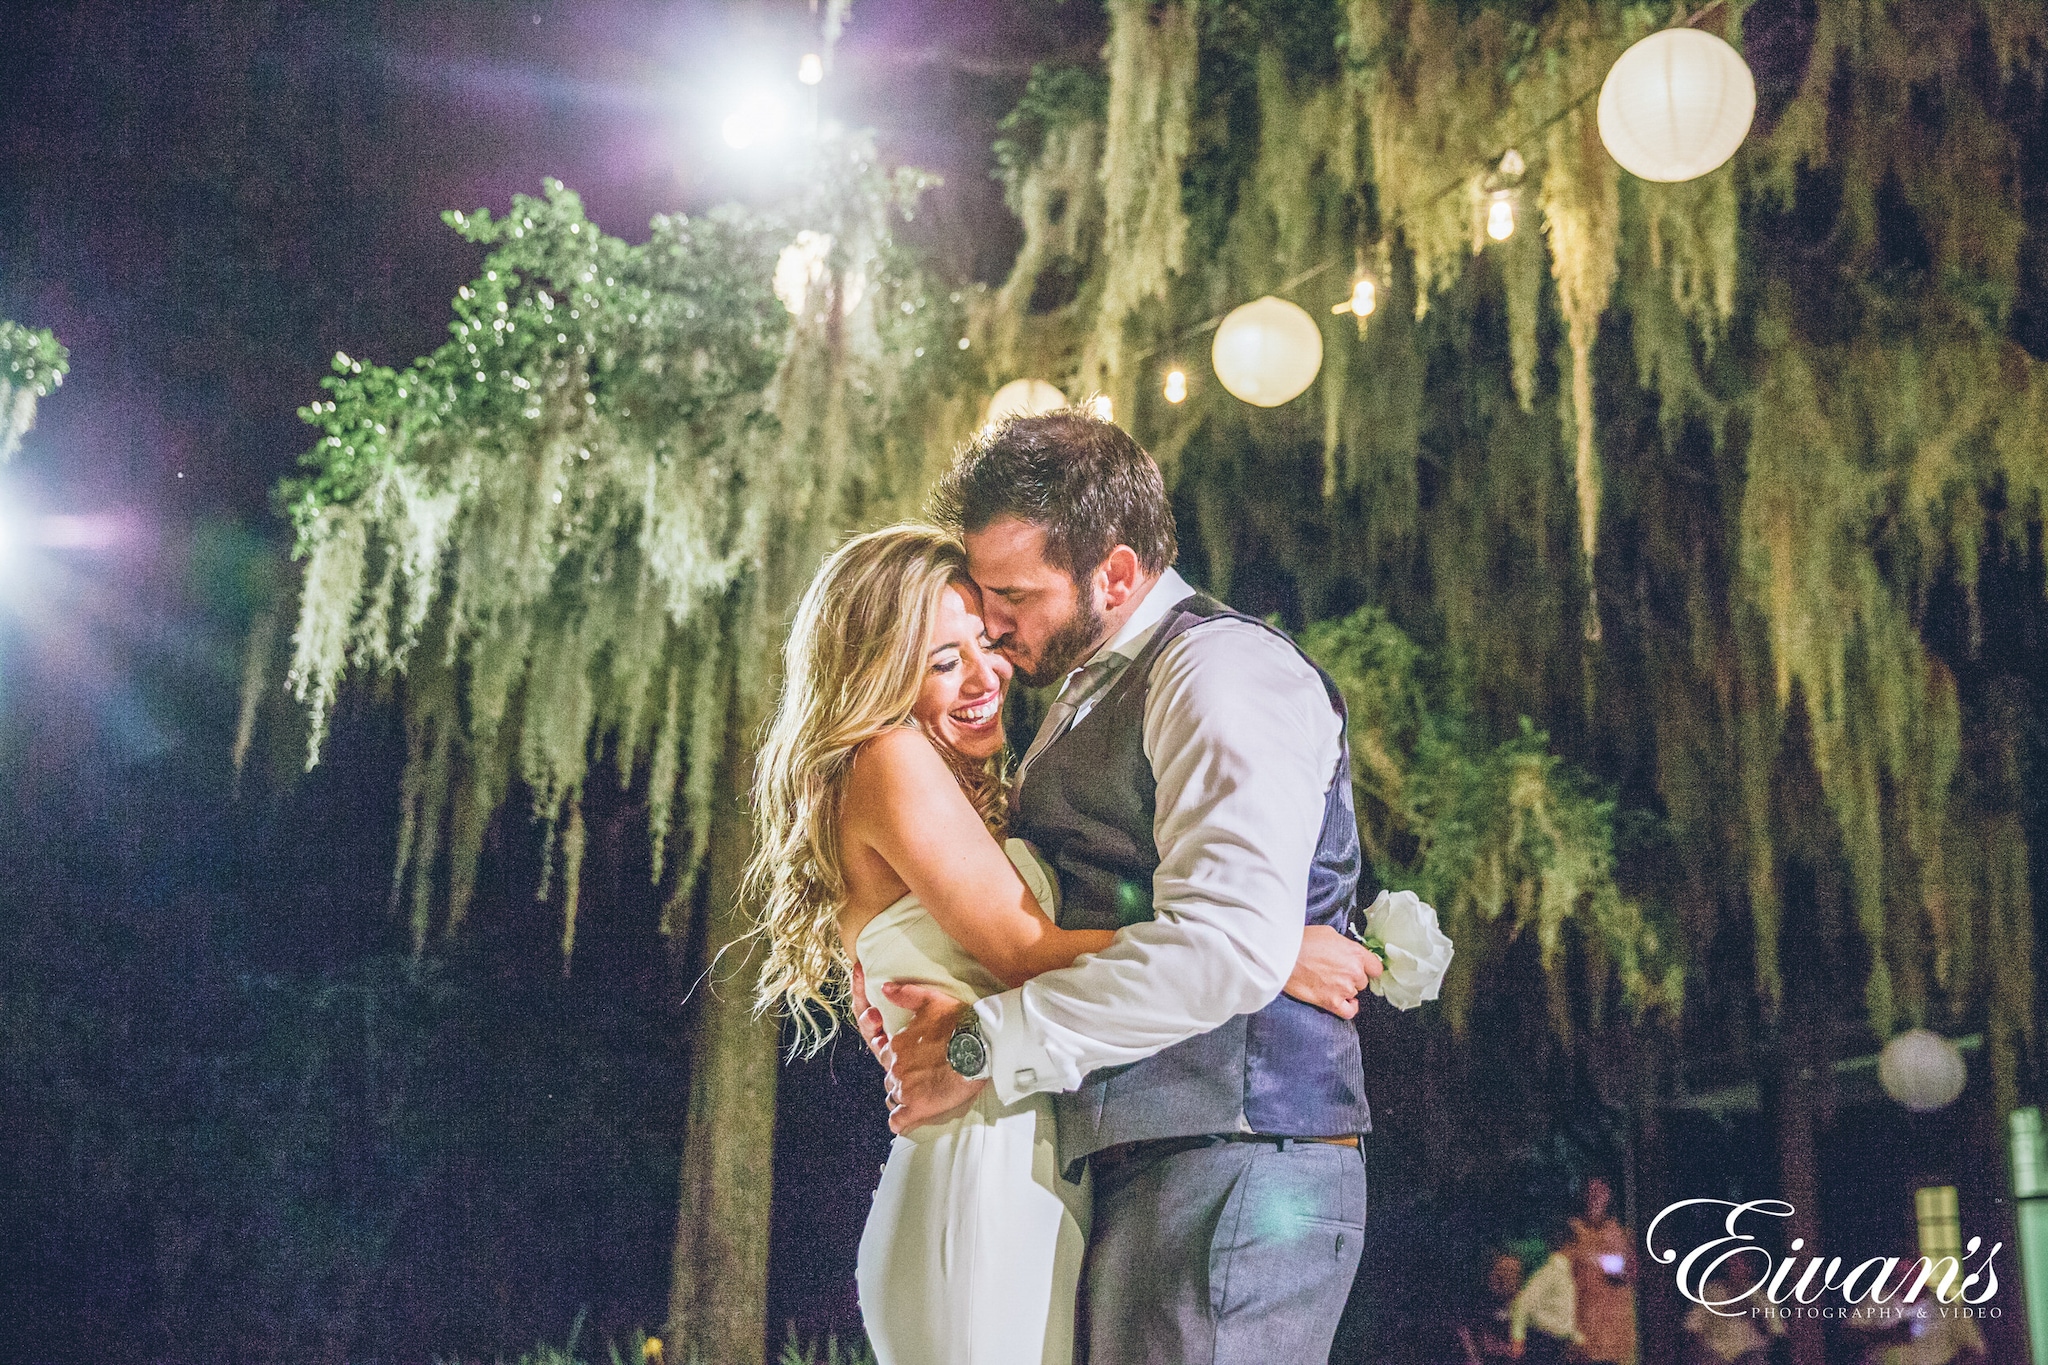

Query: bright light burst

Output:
[721, 90, 790, 150]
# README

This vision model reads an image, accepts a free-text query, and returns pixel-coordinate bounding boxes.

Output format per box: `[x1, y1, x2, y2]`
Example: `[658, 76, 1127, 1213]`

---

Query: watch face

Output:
[947, 1030, 988, 1079]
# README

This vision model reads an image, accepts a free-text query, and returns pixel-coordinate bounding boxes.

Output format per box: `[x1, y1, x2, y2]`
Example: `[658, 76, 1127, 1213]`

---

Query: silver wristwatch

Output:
[946, 1010, 991, 1081]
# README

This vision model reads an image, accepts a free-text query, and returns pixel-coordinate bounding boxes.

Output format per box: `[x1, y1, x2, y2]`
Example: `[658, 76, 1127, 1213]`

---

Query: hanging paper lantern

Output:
[1211, 296, 1323, 407]
[985, 379, 1066, 425]
[1597, 28, 1756, 183]
[1878, 1029, 1967, 1112]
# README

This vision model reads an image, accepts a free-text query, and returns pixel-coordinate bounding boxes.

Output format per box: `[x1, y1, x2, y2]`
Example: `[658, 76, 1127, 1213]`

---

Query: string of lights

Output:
[977, 3, 1754, 418]
[735, 6, 1751, 422]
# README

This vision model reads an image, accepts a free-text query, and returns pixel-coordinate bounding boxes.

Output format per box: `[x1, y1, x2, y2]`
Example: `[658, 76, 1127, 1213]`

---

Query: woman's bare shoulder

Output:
[837, 731, 943, 925]
[849, 724, 945, 779]
[844, 727, 954, 822]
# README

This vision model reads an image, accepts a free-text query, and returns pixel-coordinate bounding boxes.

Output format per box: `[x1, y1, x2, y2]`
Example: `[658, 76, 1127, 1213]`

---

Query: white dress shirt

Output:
[975, 566, 1344, 1104]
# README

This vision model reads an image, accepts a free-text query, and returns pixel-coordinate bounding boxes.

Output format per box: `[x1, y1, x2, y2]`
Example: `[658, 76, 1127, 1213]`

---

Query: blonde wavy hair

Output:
[747, 523, 1007, 1054]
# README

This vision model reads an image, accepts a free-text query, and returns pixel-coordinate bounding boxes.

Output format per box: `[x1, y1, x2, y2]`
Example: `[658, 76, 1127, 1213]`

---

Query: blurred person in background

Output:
[1460, 1251, 1530, 1364]
[1680, 1253, 1779, 1365]
[1564, 1177, 1637, 1365]
[1511, 1231, 1581, 1365]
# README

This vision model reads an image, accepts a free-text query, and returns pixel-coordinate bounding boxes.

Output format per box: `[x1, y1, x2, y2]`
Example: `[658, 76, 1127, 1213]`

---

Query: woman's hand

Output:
[850, 962, 889, 1066]
[1284, 924, 1382, 1019]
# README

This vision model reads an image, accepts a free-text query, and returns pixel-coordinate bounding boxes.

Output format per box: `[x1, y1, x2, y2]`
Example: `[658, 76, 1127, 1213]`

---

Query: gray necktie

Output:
[1016, 655, 1123, 780]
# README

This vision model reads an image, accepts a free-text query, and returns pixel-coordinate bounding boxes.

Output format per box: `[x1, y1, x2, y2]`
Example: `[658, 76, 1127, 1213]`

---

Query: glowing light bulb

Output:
[1163, 369, 1188, 404]
[1327, 278, 1376, 321]
[797, 53, 824, 86]
[1086, 394, 1113, 421]
[1487, 191, 1517, 242]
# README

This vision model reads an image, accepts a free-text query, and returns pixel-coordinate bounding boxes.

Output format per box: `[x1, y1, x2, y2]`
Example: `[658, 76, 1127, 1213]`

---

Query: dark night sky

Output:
[0, 0, 1098, 524]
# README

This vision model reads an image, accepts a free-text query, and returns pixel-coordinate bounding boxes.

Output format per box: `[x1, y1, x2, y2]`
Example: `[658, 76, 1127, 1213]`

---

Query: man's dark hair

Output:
[928, 406, 1178, 581]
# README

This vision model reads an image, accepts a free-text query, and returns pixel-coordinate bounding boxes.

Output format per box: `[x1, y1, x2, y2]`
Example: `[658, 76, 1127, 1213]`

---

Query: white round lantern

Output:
[1211, 296, 1323, 408]
[985, 378, 1067, 425]
[1597, 28, 1757, 183]
[1878, 1029, 1967, 1112]
[773, 231, 834, 317]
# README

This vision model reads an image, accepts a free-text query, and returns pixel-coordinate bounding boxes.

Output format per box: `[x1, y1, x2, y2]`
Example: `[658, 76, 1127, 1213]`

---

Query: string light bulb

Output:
[797, 53, 824, 86]
[1486, 190, 1517, 242]
[1481, 149, 1525, 244]
[1332, 277, 1377, 319]
[1163, 369, 1188, 404]
[1086, 394, 1114, 421]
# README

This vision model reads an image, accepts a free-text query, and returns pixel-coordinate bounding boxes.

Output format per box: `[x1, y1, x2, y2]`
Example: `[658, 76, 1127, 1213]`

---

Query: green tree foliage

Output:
[0, 318, 68, 463]
[1302, 606, 1677, 1040]
[281, 143, 971, 956]
[993, 0, 2041, 1107]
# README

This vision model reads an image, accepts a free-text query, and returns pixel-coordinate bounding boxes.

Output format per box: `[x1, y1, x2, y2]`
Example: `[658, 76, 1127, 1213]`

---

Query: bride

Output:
[747, 523, 1366, 1365]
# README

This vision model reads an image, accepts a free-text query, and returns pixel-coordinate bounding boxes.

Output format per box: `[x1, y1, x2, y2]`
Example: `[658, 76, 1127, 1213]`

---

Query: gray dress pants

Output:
[1080, 1138, 1367, 1365]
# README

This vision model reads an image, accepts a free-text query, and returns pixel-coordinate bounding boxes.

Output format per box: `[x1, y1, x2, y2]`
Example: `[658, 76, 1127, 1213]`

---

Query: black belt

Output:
[1089, 1131, 1360, 1174]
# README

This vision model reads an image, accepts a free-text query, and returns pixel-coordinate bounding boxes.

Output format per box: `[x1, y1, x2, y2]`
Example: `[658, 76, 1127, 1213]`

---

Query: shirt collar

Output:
[1081, 565, 1194, 670]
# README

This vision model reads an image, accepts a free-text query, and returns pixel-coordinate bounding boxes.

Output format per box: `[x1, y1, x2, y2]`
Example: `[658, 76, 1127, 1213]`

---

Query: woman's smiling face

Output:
[911, 580, 1012, 760]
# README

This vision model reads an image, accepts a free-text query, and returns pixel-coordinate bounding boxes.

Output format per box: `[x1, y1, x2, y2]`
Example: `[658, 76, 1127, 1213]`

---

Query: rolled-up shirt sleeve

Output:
[976, 617, 1342, 1103]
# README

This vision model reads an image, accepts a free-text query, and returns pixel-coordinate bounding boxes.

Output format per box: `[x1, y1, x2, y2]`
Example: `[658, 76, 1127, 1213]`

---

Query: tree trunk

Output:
[1631, 1024, 1677, 1365]
[666, 701, 779, 1364]
[1770, 1018, 1826, 1365]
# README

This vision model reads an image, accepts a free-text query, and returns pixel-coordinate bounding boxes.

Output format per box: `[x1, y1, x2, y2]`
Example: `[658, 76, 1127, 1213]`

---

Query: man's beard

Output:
[1009, 597, 1106, 689]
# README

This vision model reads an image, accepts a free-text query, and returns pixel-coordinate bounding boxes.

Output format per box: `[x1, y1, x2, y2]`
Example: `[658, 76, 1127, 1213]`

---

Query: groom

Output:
[873, 407, 1382, 1365]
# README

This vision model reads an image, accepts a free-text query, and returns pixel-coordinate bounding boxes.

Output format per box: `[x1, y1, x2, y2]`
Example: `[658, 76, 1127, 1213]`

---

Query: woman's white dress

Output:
[854, 838, 1090, 1365]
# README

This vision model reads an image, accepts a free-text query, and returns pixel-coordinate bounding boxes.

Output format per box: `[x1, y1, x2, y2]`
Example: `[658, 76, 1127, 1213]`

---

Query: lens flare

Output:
[721, 91, 789, 149]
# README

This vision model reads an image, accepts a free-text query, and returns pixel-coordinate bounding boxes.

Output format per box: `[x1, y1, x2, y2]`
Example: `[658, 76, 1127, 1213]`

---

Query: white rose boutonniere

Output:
[1350, 889, 1454, 1011]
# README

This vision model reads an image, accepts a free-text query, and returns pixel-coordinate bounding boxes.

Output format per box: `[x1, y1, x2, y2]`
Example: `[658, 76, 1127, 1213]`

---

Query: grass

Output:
[432, 1313, 876, 1365]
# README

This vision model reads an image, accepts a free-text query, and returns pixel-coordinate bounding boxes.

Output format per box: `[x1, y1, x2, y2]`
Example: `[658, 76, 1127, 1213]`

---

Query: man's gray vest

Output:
[1012, 592, 1373, 1172]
